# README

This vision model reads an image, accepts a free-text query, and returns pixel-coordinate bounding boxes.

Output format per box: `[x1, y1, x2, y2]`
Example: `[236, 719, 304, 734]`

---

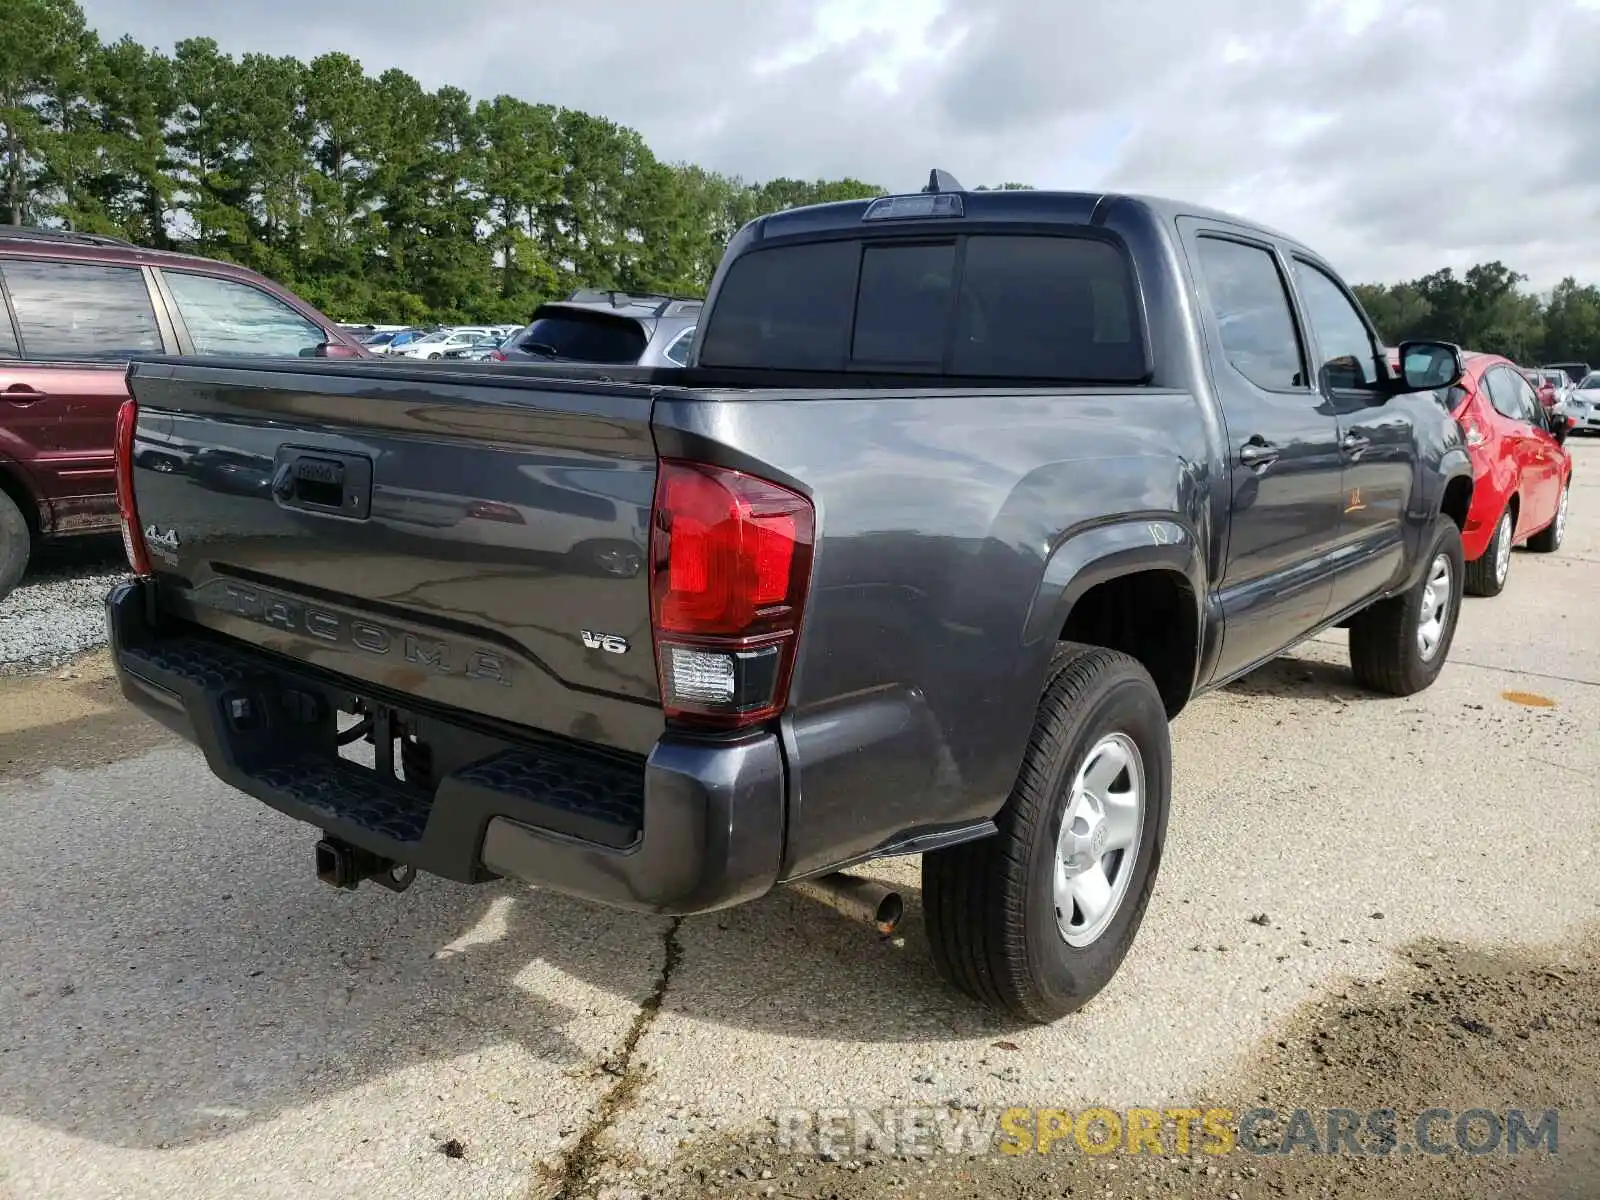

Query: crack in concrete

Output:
[542, 916, 683, 1200]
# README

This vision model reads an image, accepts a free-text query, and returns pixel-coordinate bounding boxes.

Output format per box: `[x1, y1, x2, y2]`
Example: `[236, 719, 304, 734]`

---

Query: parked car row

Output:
[1558, 367, 1600, 434]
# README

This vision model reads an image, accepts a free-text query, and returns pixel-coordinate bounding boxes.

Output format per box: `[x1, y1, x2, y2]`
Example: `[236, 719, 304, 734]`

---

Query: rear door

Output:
[0, 256, 171, 531]
[1484, 365, 1558, 530]
[1289, 256, 1418, 614]
[1182, 224, 1343, 678]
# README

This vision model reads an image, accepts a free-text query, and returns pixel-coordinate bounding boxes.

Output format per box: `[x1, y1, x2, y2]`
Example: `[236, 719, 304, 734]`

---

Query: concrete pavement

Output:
[1, 442, 1596, 1199]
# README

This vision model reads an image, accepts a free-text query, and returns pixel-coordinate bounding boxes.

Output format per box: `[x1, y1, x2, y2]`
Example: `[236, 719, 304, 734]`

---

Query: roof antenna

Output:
[923, 169, 964, 194]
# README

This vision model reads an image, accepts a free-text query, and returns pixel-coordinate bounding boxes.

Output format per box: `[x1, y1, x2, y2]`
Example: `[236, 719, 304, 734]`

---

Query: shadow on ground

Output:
[1225, 652, 1376, 703]
[0, 758, 1010, 1152]
[21, 534, 125, 580]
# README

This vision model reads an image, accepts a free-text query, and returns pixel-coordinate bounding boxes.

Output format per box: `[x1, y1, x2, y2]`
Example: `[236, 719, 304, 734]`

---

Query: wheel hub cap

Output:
[1557, 486, 1569, 542]
[1053, 732, 1145, 948]
[1495, 514, 1512, 584]
[1417, 552, 1451, 662]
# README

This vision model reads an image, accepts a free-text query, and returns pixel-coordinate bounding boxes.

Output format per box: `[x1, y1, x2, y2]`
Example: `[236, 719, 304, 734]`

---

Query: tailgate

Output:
[124, 359, 664, 756]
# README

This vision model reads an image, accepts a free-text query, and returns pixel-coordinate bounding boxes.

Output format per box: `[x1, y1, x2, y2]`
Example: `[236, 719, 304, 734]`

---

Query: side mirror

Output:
[313, 340, 364, 360]
[1394, 339, 1463, 393]
[1550, 412, 1572, 444]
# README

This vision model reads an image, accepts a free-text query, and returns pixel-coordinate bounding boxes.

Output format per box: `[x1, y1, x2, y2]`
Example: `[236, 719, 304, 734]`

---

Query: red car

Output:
[1441, 352, 1574, 596]
[0, 227, 367, 600]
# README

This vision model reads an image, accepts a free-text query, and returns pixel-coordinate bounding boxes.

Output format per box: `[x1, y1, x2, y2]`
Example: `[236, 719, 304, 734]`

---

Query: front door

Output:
[1484, 364, 1560, 531]
[1183, 226, 1345, 681]
[1289, 258, 1418, 614]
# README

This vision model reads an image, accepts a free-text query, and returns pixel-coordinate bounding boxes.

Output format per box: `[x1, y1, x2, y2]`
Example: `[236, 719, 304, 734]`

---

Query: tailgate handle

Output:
[272, 448, 373, 519]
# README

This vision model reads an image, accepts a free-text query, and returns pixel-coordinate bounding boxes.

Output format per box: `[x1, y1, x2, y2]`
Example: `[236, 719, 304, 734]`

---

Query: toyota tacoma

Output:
[107, 175, 1474, 1021]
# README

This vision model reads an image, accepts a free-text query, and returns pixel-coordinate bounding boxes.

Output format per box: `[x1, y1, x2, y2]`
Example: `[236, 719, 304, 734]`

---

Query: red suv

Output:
[0, 227, 366, 599]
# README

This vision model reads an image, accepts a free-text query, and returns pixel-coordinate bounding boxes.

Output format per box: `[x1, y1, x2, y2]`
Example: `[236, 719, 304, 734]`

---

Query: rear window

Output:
[512, 310, 649, 364]
[697, 234, 1145, 380]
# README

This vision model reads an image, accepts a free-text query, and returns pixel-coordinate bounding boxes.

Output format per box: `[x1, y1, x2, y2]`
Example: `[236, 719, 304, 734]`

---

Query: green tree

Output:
[0, 0, 93, 225]
[1541, 278, 1600, 367]
[87, 37, 180, 246]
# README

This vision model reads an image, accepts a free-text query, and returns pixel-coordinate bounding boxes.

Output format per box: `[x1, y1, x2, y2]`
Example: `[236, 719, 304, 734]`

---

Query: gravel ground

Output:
[0, 443, 1595, 1200]
[0, 537, 129, 674]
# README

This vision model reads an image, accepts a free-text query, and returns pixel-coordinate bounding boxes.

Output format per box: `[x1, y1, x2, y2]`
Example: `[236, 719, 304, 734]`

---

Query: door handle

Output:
[1341, 432, 1371, 455]
[2, 383, 45, 404]
[1239, 439, 1279, 468]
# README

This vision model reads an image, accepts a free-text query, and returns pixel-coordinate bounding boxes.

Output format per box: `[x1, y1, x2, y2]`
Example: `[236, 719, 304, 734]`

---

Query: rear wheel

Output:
[1527, 480, 1569, 553]
[1348, 519, 1464, 696]
[0, 489, 29, 603]
[922, 643, 1171, 1023]
[1464, 508, 1513, 597]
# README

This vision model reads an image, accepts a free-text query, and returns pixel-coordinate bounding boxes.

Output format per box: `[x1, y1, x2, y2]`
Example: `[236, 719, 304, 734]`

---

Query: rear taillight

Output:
[649, 460, 815, 730]
[114, 399, 152, 576]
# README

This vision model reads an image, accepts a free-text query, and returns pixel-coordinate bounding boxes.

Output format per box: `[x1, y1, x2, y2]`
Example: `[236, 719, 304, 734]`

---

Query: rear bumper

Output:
[106, 579, 783, 915]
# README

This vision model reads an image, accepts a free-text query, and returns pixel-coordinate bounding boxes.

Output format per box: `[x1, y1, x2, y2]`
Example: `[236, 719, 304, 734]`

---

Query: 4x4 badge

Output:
[144, 525, 180, 550]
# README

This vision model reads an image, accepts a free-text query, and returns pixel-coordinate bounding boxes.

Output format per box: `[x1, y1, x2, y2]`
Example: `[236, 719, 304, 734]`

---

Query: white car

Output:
[1566, 370, 1600, 434]
[391, 329, 494, 360]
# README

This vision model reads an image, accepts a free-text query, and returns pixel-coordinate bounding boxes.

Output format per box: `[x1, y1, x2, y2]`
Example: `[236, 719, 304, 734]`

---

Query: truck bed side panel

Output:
[653, 386, 1212, 878]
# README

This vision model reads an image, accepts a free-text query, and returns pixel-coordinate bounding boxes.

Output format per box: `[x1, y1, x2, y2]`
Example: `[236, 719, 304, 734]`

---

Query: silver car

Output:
[1566, 370, 1600, 434]
[494, 290, 700, 367]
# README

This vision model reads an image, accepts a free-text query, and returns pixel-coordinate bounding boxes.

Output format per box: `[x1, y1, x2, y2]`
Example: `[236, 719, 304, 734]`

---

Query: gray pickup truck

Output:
[107, 175, 1473, 1021]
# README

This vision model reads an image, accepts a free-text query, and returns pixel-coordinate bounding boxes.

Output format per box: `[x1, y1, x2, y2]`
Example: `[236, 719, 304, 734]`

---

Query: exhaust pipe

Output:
[790, 872, 904, 935]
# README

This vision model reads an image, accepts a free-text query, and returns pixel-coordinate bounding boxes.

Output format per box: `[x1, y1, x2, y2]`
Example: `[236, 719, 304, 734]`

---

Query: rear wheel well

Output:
[1440, 475, 1472, 532]
[1059, 569, 1198, 718]
[0, 463, 40, 537]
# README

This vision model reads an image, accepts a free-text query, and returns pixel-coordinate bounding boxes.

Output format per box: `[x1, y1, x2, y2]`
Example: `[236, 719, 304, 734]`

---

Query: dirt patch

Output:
[0, 649, 175, 781]
[651, 931, 1599, 1200]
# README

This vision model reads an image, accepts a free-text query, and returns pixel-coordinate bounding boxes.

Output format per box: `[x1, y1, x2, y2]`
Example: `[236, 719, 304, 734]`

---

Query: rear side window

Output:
[164, 271, 325, 357]
[0, 299, 17, 359]
[513, 310, 650, 364]
[698, 234, 1145, 380]
[697, 240, 858, 371]
[662, 326, 695, 366]
[1193, 237, 1306, 391]
[1, 259, 162, 360]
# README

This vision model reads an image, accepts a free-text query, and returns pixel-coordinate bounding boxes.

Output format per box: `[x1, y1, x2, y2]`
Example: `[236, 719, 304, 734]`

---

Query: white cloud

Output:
[77, 0, 1600, 287]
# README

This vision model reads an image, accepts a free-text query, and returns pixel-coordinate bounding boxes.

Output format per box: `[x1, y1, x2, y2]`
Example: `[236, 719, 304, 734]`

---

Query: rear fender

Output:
[1021, 517, 1207, 705]
[1023, 518, 1205, 645]
[0, 453, 48, 534]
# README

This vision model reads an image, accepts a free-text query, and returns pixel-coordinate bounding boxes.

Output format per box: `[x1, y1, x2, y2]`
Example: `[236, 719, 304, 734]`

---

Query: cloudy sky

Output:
[80, 0, 1600, 288]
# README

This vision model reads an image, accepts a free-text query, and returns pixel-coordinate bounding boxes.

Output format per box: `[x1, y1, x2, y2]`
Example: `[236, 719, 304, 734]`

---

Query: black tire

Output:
[1463, 506, 1513, 597]
[1527, 478, 1569, 553]
[922, 643, 1171, 1023]
[1348, 519, 1464, 696]
[0, 488, 30, 603]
